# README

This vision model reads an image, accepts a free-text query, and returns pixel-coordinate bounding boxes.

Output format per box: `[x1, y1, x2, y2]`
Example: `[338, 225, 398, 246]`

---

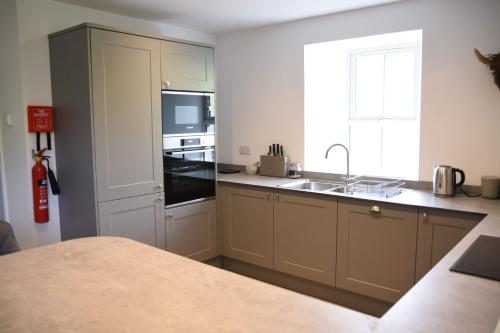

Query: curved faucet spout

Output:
[325, 143, 350, 184]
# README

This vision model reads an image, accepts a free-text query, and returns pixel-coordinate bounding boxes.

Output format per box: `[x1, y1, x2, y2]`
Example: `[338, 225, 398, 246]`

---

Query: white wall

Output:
[0, 0, 215, 249]
[216, 0, 500, 185]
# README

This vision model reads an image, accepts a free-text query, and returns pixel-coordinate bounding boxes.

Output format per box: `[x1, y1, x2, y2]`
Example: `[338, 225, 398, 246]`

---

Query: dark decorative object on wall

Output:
[474, 48, 500, 91]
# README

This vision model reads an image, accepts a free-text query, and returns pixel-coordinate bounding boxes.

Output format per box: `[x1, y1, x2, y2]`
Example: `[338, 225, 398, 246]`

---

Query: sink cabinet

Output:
[219, 184, 274, 269]
[274, 191, 337, 285]
[336, 198, 418, 303]
[415, 209, 483, 281]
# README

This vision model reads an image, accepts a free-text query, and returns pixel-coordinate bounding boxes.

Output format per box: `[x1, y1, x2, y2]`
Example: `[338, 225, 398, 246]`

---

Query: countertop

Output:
[218, 173, 500, 333]
[0, 237, 377, 333]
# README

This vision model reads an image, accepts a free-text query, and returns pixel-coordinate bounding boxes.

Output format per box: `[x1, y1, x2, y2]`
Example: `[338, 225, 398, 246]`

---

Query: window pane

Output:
[381, 121, 419, 179]
[349, 123, 382, 176]
[351, 54, 384, 118]
[384, 50, 417, 118]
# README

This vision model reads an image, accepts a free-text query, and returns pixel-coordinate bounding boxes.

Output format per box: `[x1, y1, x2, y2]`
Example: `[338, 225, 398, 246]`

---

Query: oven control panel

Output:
[163, 134, 215, 150]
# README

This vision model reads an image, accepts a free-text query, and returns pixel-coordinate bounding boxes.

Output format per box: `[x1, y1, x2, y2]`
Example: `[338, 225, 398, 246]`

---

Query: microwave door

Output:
[162, 92, 204, 135]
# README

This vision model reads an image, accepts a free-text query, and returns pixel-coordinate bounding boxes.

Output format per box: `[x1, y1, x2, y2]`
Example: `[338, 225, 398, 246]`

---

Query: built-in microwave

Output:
[162, 91, 215, 136]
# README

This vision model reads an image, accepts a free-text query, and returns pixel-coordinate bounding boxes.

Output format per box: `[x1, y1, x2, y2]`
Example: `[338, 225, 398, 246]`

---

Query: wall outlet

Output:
[239, 145, 251, 155]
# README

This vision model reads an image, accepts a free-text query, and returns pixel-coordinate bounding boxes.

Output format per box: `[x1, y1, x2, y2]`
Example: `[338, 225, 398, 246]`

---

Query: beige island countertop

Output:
[218, 173, 500, 333]
[0, 174, 498, 333]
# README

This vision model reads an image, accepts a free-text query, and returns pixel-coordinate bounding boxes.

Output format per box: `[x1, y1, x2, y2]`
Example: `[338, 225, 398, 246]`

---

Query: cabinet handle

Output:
[422, 212, 428, 222]
[369, 205, 381, 213]
[168, 213, 173, 218]
[156, 197, 164, 201]
[275, 193, 280, 201]
[155, 184, 163, 189]
[266, 192, 270, 200]
[166, 81, 170, 87]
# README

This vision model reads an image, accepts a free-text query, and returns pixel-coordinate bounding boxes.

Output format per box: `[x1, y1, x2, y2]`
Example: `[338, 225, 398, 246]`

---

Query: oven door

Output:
[163, 147, 216, 206]
[162, 91, 205, 135]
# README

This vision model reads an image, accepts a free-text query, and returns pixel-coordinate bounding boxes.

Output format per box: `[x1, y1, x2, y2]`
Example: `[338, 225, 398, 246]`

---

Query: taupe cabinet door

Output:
[166, 200, 217, 261]
[274, 192, 337, 285]
[220, 184, 274, 269]
[98, 193, 166, 250]
[91, 29, 163, 202]
[415, 209, 482, 281]
[161, 41, 215, 92]
[337, 199, 418, 303]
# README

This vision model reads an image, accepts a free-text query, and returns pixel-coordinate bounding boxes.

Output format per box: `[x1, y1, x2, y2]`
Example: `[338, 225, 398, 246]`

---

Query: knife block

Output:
[260, 155, 289, 178]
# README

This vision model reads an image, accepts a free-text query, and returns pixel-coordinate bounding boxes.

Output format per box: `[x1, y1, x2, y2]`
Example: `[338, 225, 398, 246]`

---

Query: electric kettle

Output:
[432, 165, 465, 197]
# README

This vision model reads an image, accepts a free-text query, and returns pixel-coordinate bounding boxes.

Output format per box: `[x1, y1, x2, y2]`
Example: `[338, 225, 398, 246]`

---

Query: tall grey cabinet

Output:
[49, 25, 165, 249]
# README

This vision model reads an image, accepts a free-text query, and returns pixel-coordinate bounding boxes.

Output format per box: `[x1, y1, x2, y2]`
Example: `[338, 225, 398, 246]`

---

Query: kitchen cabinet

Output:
[415, 209, 483, 281]
[219, 184, 274, 269]
[49, 25, 164, 248]
[98, 193, 166, 249]
[91, 29, 163, 202]
[336, 198, 418, 303]
[161, 41, 215, 92]
[166, 200, 217, 261]
[274, 191, 337, 285]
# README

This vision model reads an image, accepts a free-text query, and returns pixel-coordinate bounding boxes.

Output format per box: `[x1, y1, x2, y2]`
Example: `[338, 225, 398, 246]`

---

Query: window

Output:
[304, 30, 422, 179]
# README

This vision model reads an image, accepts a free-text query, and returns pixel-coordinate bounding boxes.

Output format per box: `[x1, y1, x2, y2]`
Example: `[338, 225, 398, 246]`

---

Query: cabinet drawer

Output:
[337, 199, 418, 302]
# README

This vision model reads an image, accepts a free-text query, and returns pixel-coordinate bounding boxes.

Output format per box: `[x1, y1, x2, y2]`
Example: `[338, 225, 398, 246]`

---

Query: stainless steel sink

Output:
[280, 176, 404, 198]
[328, 187, 348, 194]
[279, 179, 344, 192]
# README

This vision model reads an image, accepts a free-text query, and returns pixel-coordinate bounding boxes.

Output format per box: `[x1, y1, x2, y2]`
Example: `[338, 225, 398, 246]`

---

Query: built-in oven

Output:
[162, 91, 215, 136]
[163, 134, 215, 207]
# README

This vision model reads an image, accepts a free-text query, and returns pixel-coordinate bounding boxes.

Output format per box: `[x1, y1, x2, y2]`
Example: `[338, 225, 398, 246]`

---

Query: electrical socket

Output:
[239, 145, 251, 155]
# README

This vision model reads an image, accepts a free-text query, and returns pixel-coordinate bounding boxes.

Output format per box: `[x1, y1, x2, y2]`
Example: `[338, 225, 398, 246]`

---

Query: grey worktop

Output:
[217, 172, 500, 333]
[217, 173, 491, 215]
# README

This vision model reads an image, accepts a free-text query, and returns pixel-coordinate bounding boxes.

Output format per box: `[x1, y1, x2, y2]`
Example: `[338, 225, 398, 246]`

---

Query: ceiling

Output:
[54, 0, 403, 34]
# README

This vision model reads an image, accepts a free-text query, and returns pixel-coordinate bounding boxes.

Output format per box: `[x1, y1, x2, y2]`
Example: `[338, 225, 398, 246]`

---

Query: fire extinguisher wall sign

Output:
[32, 152, 49, 223]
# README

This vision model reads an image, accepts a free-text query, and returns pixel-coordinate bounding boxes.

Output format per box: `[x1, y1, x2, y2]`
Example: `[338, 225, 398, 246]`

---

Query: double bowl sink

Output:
[278, 177, 404, 198]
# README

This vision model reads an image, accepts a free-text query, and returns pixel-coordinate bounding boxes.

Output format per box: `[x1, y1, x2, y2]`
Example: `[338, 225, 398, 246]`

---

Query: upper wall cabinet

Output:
[161, 41, 215, 92]
[91, 29, 164, 202]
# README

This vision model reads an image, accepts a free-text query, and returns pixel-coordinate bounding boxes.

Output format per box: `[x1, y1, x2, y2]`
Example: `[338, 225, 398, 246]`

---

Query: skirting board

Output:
[215, 256, 392, 317]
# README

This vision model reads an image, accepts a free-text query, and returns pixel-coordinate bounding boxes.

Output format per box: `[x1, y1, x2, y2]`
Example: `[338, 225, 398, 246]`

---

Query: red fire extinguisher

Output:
[32, 150, 49, 223]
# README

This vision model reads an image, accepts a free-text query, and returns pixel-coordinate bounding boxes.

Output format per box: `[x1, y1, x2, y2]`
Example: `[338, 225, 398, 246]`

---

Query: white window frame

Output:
[346, 43, 422, 178]
[348, 43, 422, 121]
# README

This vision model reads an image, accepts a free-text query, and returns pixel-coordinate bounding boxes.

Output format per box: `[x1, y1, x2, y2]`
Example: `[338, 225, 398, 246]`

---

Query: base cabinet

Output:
[166, 200, 217, 261]
[336, 199, 418, 303]
[415, 209, 483, 281]
[98, 193, 166, 249]
[220, 184, 274, 269]
[274, 192, 337, 285]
